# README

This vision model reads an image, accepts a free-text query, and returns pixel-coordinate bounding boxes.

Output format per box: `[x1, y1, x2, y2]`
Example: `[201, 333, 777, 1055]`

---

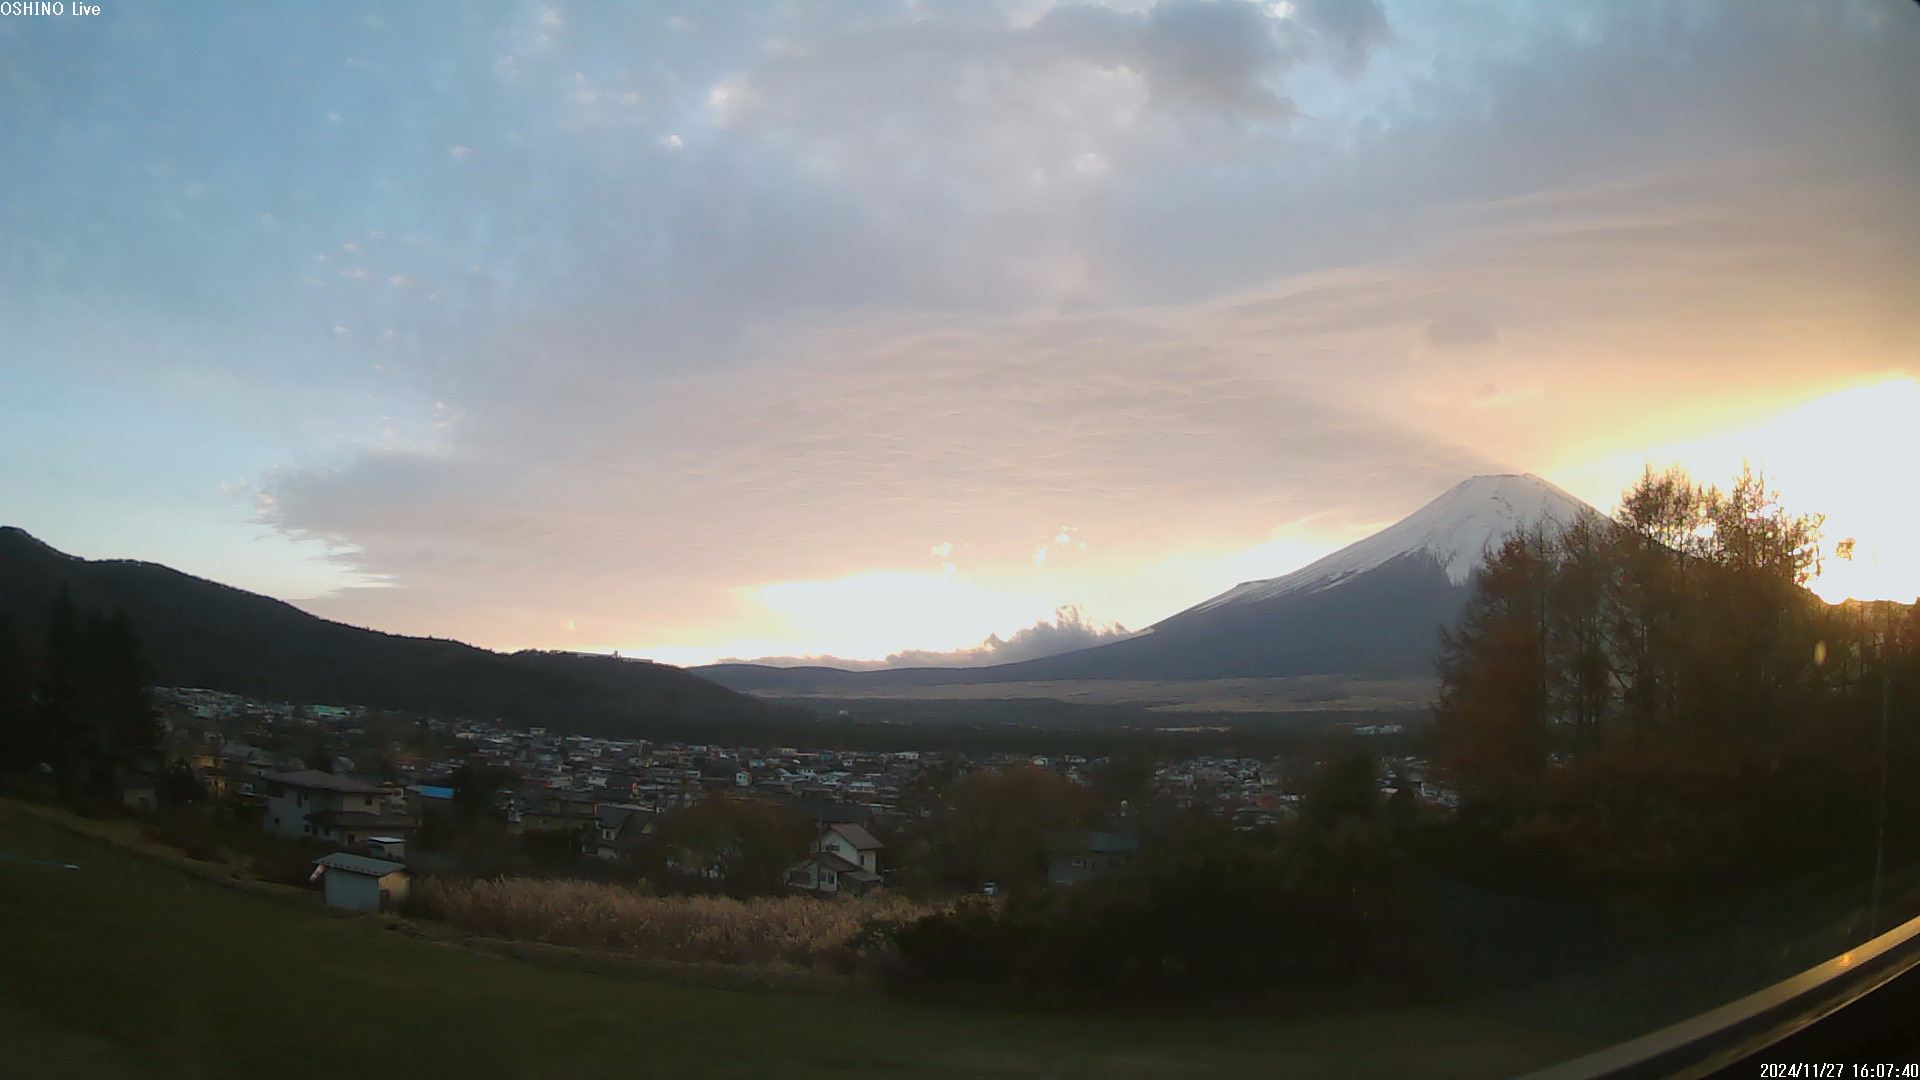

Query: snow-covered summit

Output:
[1181, 474, 1595, 617]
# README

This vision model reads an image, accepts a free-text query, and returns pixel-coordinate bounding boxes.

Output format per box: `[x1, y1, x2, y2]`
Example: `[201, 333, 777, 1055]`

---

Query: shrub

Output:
[890, 826, 1424, 1000]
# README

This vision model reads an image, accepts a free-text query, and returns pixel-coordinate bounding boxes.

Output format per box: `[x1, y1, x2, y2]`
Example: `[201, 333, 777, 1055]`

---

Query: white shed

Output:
[313, 852, 410, 912]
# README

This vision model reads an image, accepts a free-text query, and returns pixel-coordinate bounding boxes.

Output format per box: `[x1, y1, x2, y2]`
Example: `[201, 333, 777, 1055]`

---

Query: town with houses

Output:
[146, 685, 1454, 908]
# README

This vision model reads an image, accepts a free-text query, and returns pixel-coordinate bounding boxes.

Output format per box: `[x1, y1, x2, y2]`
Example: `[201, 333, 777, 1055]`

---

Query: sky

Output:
[3, 0, 1917, 666]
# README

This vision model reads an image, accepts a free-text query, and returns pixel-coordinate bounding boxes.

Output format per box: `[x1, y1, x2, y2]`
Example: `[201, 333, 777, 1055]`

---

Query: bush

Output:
[890, 825, 1424, 1000]
[888, 898, 1011, 985]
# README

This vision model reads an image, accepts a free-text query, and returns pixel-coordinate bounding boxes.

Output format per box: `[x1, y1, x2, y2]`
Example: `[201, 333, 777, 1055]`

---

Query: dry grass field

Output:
[409, 875, 943, 968]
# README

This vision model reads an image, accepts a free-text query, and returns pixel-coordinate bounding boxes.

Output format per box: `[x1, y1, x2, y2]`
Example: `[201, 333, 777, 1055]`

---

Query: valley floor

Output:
[756, 675, 1438, 714]
[0, 798, 1594, 1079]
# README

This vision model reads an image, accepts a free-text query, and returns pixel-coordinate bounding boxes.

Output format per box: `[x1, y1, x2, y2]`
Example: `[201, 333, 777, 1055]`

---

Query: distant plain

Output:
[749, 675, 1438, 713]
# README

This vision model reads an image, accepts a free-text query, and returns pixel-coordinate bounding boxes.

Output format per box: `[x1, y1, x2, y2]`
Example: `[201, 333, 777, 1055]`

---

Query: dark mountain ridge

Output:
[0, 526, 792, 737]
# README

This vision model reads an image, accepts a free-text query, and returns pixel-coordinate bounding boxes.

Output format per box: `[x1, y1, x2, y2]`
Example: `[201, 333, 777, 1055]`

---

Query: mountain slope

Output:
[0, 527, 792, 736]
[700, 474, 1597, 690]
[1180, 473, 1590, 615]
[1047, 473, 1594, 679]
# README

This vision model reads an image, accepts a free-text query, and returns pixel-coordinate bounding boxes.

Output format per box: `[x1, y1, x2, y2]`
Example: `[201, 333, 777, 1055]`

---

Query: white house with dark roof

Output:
[788, 822, 885, 896]
[262, 770, 415, 848]
[815, 822, 883, 874]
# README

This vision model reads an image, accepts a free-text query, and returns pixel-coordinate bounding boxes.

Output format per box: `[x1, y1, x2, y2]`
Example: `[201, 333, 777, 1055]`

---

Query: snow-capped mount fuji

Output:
[1181, 473, 1592, 619]
[963, 471, 1599, 681]
[699, 473, 1602, 691]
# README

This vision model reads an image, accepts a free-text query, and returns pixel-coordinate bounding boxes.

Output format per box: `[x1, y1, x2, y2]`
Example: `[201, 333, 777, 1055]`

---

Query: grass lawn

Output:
[0, 799, 1596, 1079]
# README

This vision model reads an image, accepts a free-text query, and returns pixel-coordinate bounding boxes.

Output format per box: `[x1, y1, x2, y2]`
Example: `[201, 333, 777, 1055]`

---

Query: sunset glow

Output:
[4, 2, 1915, 665]
[1554, 376, 1920, 605]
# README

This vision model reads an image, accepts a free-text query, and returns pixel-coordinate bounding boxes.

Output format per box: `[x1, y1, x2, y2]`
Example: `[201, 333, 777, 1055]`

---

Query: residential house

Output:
[582, 803, 655, 861]
[517, 788, 599, 835]
[787, 822, 885, 896]
[814, 822, 883, 875]
[404, 783, 456, 818]
[216, 741, 282, 803]
[262, 770, 416, 849]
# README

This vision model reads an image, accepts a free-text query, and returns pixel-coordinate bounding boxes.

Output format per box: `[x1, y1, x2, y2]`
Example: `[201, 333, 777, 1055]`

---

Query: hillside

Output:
[0, 527, 793, 737]
[0, 799, 1589, 1078]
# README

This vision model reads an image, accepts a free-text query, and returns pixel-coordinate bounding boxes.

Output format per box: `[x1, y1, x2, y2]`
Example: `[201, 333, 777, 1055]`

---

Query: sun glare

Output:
[1556, 375, 1920, 604]
[746, 570, 1063, 661]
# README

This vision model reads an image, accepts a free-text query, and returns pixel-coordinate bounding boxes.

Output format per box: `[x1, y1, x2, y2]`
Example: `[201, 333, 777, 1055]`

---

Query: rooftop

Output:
[263, 769, 385, 795]
[827, 822, 884, 851]
[306, 810, 417, 830]
[314, 852, 407, 877]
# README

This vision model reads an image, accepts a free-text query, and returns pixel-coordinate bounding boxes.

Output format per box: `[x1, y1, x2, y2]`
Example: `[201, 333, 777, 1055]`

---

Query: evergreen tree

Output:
[27, 591, 158, 795]
[88, 607, 159, 791]
[37, 588, 87, 790]
[0, 612, 29, 774]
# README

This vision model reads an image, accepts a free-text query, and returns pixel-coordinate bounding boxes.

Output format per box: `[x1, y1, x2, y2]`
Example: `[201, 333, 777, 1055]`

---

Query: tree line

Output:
[0, 587, 162, 797]
[1434, 466, 1919, 902]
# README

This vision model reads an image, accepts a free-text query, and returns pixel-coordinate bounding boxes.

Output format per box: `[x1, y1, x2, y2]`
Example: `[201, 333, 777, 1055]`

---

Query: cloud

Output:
[1284, 0, 1388, 73]
[261, 312, 1499, 646]
[257, 0, 1920, 646]
[727, 605, 1136, 670]
[10, 0, 1917, 659]
[1027, 0, 1299, 117]
[703, 0, 1386, 239]
[889, 605, 1136, 667]
[1421, 311, 1498, 350]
